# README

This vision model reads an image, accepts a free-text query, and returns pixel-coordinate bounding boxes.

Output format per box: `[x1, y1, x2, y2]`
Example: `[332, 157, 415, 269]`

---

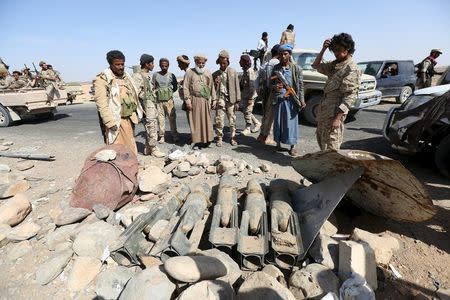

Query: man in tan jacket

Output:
[212, 50, 241, 146]
[94, 50, 143, 155]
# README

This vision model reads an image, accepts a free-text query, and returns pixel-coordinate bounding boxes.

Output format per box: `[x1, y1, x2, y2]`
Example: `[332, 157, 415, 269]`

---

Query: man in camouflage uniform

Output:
[240, 55, 261, 135]
[153, 58, 178, 143]
[37, 61, 60, 101]
[132, 54, 165, 157]
[212, 50, 241, 146]
[416, 49, 442, 89]
[8, 71, 27, 89]
[0, 68, 13, 89]
[312, 33, 360, 150]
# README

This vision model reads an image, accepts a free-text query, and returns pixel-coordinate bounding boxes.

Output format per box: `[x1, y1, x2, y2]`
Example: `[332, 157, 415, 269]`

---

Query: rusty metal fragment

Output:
[292, 150, 436, 222]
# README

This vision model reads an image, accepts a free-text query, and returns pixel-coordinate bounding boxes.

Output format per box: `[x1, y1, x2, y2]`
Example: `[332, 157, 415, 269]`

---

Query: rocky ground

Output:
[0, 101, 449, 300]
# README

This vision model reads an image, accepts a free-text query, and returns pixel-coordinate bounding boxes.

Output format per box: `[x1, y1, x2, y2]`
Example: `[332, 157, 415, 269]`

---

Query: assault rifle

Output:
[272, 70, 306, 110]
[32, 62, 45, 87]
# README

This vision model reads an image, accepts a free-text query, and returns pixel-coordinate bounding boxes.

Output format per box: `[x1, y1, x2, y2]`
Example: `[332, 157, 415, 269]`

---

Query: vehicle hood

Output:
[361, 74, 375, 81]
[414, 84, 450, 96]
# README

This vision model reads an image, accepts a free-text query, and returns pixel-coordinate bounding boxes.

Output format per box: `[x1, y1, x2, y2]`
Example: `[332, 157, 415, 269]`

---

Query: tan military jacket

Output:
[131, 70, 155, 103]
[0, 75, 14, 89]
[8, 79, 27, 89]
[183, 68, 216, 101]
[316, 57, 360, 114]
[94, 68, 143, 143]
[40, 69, 57, 87]
[240, 67, 258, 100]
[212, 67, 241, 104]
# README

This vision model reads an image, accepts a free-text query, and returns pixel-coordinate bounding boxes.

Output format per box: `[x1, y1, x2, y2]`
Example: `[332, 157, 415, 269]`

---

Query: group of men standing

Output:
[93, 32, 365, 159]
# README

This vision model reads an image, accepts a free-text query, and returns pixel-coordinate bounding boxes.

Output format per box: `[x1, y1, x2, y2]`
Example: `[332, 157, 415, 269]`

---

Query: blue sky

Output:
[1, 0, 449, 82]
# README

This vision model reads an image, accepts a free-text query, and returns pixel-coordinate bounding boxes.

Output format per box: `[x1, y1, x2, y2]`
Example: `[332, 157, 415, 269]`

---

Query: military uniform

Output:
[0, 75, 14, 89]
[132, 70, 164, 157]
[94, 68, 143, 155]
[416, 58, 436, 89]
[212, 67, 240, 145]
[39, 68, 60, 101]
[316, 57, 360, 150]
[240, 67, 261, 134]
[8, 78, 27, 89]
[153, 72, 178, 142]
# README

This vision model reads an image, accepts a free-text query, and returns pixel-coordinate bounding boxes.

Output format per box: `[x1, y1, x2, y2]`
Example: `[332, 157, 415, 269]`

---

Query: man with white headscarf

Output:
[182, 54, 216, 148]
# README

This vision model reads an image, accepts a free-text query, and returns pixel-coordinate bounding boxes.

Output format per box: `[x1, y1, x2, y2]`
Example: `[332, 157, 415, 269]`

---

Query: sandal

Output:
[289, 148, 298, 156]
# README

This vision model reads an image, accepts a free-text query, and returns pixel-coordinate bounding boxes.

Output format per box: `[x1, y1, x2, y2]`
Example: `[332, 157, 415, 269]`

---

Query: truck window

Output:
[382, 63, 398, 76]
[292, 53, 318, 70]
[358, 62, 383, 76]
[441, 71, 450, 85]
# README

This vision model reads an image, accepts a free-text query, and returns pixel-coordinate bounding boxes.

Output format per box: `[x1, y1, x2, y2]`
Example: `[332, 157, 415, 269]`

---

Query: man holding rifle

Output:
[271, 43, 305, 156]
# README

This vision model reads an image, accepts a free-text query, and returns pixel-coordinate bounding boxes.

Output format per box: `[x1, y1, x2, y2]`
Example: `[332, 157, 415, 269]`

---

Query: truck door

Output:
[377, 62, 401, 97]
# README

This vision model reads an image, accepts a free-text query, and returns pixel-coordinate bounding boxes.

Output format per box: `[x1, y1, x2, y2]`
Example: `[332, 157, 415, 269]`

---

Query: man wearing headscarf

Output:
[212, 50, 241, 146]
[240, 54, 261, 136]
[183, 54, 216, 148]
[94, 50, 143, 155]
[271, 44, 305, 156]
[132, 54, 165, 157]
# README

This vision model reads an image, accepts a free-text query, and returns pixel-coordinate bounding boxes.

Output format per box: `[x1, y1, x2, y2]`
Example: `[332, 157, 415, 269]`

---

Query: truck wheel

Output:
[435, 134, 450, 178]
[396, 86, 413, 104]
[301, 94, 321, 126]
[0, 105, 12, 127]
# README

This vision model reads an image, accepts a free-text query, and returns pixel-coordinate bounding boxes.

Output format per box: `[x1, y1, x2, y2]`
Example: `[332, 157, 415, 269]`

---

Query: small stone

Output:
[217, 161, 235, 175]
[178, 161, 191, 172]
[162, 161, 180, 174]
[320, 219, 338, 236]
[289, 263, 340, 299]
[184, 154, 198, 166]
[260, 163, 271, 173]
[45, 223, 78, 250]
[219, 155, 232, 162]
[0, 180, 31, 198]
[188, 166, 201, 176]
[236, 161, 247, 172]
[147, 219, 169, 242]
[3, 141, 14, 146]
[206, 166, 217, 174]
[350, 228, 400, 265]
[0, 164, 11, 173]
[68, 256, 102, 292]
[195, 153, 210, 167]
[53, 207, 91, 226]
[139, 193, 158, 202]
[262, 264, 286, 284]
[237, 271, 295, 300]
[168, 149, 187, 161]
[95, 149, 117, 161]
[96, 266, 134, 300]
[200, 248, 242, 285]
[35, 249, 73, 285]
[253, 168, 262, 174]
[172, 169, 188, 178]
[7, 240, 32, 261]
[0, 193, 32, 226]
[177, 280, 235, 300]
[0, 146, 9, 151]
[140, 256, 163, 267]
[54, 241, 72, 252]
[139, 166, 171, 193]
[7, 222, 41, 241]
[0, 223, 11, 247]
[164, 255, 227, 283]
[224, 167, 239, 176]
[121, 205, 150, 227]
[93, 204, 110, 220]
[119, 266, 175, 300]
[16, 161, 34, 171]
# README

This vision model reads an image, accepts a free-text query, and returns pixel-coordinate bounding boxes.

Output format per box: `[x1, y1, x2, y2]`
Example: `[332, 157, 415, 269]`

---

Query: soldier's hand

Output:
[234, 103, 240, 112]
[185, 100, 193, 111]
[109, 125, 118, 131]
[211, 100, 217, 110]
[276, 82, 283, 92]
[300, 101, 306, 109]
[332, 116, 342, 129]
[322, 39, 331, 50]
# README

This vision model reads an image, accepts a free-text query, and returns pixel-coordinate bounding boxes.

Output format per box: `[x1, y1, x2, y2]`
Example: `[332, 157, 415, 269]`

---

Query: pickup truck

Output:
[292, 49, 382, 125]
[357, 60, 416, 103]
[0, 87, 68, 127]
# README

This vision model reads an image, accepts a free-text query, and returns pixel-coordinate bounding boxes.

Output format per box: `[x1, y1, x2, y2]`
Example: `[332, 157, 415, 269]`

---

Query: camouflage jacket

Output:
[316, 57, 361, 114]
[132, 70, 156, 103]
[0, 75, 13, 89]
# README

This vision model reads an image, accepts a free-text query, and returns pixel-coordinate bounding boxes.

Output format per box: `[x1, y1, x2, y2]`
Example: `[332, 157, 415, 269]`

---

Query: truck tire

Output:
[396, 86, 413, 104]
[301, 94, 321, 126]
[435, 134, 450, 178]
[0, 105, 12, 127]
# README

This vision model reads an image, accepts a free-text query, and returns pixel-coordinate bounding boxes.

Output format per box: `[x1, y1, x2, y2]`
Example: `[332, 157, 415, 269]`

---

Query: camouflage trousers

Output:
[215, 98, 236, 139]
[45, 83, 60, 102]
[144, 100, 158, 148]
[316, 97, 346, 150]
[260, 94, 274, 137]
[157, 99, 178, 138]
[242, 97, 260, 127]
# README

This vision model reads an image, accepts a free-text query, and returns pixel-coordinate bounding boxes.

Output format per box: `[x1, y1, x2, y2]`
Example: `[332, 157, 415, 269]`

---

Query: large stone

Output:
[162, 160, 180, 174]
[350, 228, 400, 265]
[120, 205, 151, 227]
[7, 240, 32, 261]
[195, 153, 210, 168]
[0, 193, 32, 226]
[0, 164, 11, 173]
[217, 161, 235, 175]
[320, 220, 338, 236]
[164, 255, 227, 283]
[340, 273, 376, 300]
[185, 154, 198, 166]
[178, 280, 235, 300]
[7, 222, 41, 241]
[200, 249, 242, 285]
[178, 161, 191, 172]
[147, 219, 169, 242]
[95, 149, 117, 162]
[119, 266, 175, 300]
[16, 161, 35, 171]
[0, 180, 30, 198]
[309, 234, 339, 271]
[0, 145, 9, 151]
[72, 221, 122, 259]
[289, 263, 340, 299]
[45, 223, 78, 250]
[172, 169, 189, 178]
[262, 264, 286, 285]
[35, 249, 73, 285]
[237, 271, 295, 300]
[188, 166, 201, 176]
[339, 240, 377, 291]
[54, 207, 91, 226]
[139, 166, 171, 193]
[93, 204, 110, 220]
[68, 256, 102, 292]
[0, 223, 11, 247]
[96, 266, 134, 300]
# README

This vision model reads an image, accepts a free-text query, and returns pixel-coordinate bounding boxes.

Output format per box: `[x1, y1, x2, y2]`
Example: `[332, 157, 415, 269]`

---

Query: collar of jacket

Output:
[334, 56, 354, 70]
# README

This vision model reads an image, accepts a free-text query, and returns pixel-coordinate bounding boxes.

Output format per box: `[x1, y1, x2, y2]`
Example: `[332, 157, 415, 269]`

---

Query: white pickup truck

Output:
[0, 87, 68, 127]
